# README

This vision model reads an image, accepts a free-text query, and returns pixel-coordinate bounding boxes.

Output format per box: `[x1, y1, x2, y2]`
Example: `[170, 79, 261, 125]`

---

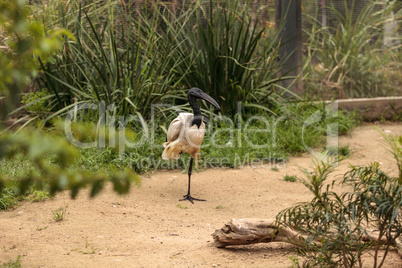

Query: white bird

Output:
[162, 87, 220, 203]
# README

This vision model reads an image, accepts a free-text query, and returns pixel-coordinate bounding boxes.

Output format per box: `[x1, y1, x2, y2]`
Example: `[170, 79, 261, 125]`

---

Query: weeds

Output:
[0, 188, 21, 210]
[271, 166, 279, 172]
[80, 239, 96, 255]
[277, 130, 401, 268]
[176, 203, 188, 209]
[52, 206, 67, 222]
[1, 255, 21, 268]
[326, 145, 352, 157]
[284, 175, 297, 182]
[21, 0, 290, 123]
[36, 226, 49, 231]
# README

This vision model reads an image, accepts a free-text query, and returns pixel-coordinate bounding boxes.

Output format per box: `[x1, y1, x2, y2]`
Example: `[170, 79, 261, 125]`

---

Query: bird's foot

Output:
[180, 195, 206, 204]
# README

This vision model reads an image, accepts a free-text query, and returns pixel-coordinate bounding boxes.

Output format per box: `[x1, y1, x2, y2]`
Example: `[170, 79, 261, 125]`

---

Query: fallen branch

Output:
[212, 218, 401, 258]
[211, 218, 307, 248]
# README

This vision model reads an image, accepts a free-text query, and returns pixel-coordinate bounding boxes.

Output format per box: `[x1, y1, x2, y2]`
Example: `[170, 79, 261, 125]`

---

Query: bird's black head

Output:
[187, 88, 220, 109]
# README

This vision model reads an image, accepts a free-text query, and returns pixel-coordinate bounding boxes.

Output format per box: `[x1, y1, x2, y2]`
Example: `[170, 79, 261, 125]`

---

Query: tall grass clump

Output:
[138, 0, 286, 116]
[304, 0, 401, 99]
[26, 0, 288, 123]
[32, 0, 181, 123]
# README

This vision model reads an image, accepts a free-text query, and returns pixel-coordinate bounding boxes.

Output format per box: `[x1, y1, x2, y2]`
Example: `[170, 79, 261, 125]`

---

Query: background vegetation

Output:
[303, 0, 401, 99]
[1, 0, 401, 266]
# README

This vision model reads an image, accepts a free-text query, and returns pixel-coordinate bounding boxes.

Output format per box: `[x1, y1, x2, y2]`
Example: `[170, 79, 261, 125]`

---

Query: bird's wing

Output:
[166, 116, 183, 143]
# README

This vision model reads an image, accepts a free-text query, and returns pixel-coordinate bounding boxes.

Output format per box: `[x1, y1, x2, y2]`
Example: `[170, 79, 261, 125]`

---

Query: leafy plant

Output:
[34, 1, 180, 122]
[0, 0, 72, 121]
[326, 145, 352, 157]
[0, 188, 21, 210]
[142, 0, 285, 116]
[0, 127, 140, 199]
[52, 206, 67, 222]
[26, 0, 290, 121]
[277, 131, 401, 268]
[284, 175, 298, 182]
[21, 89, 51, 114]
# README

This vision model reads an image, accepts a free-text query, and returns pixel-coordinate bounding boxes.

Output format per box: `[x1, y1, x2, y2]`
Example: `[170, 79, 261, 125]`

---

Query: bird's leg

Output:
[180, 157, 206, 204]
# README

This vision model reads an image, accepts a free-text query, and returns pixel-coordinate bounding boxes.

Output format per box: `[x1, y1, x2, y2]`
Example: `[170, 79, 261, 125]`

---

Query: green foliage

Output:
[143, 0, 285, 116]
[1, 255, 21, 268]
[277, 131, 402, 268]
[0, 0, 73, 116]
[326, 145, 352, 157]
[376, 127, 402, 184]
[176, 203, 188, 209]
[34, 0, 180, 121]
[52, 206, 67, 222]
[67, 102, 357, 173]
[0, 128, 141, 200]
[25, 189, 49, 202]
[0, 188, 21, 210]
[284, 175, 298, 182]
[304, 0, 402, 98]
[27, 0, 287, 121]
[21, 89, 50, 113]
[0, 0, 140, 201]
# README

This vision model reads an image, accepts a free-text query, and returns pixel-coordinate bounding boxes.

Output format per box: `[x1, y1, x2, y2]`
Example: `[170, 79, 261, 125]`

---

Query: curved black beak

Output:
[192, 89, 220, 109]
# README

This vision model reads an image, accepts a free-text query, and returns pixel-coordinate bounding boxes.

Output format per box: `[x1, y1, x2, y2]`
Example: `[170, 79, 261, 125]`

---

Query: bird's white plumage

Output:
[162, 113, 205, 160]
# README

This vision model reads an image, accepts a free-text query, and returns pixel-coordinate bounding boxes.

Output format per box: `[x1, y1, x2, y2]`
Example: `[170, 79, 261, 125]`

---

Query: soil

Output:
[1, 123, 401, 268]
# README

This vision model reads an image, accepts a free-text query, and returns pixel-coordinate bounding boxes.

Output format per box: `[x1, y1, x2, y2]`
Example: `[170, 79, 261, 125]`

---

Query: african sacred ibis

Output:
[162, 88, 220, 203]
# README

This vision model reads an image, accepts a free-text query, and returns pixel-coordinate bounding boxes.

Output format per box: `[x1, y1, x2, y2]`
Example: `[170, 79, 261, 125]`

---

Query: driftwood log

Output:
[211, 218, 306, 248]
[212, 218, 402, 258]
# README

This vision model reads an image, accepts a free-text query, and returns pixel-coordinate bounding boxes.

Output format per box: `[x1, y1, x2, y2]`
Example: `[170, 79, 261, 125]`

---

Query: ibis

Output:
[162, 88, 220, 203]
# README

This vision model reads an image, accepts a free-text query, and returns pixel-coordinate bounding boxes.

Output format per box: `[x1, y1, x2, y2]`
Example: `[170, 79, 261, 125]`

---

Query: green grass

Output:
[23, 0, 291, 123]
[0, 188, 21, 210]
[176, 203, 188, 209]
[0, 187, 49, 210]
[284, 175, 298, 182]
[2, 255, 21, 268]
[52, 206, 67, 222]
[0, 103, 358, 209]
[326, 145, 352, 157]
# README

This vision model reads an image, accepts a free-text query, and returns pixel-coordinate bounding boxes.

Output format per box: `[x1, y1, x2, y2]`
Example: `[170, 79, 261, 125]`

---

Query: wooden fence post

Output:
[275, 0, 303, 97]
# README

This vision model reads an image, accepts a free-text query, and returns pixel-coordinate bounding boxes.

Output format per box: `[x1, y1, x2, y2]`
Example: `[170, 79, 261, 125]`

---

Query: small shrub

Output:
[26, 189, 49, 202]
[284, 175, 297, 182]
[21, 89, 50, 113]
[52, 206, 66, 222]
[0, 188, 20, 210]
[277, 130, 401, 268]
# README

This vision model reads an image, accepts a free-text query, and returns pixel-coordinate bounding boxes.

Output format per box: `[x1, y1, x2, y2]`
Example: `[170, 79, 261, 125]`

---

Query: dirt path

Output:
[1, 123, 401, 267]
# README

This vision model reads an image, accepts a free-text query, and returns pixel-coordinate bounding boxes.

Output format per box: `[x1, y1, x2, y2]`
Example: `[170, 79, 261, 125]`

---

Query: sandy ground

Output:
[1, 123, 401, 267]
